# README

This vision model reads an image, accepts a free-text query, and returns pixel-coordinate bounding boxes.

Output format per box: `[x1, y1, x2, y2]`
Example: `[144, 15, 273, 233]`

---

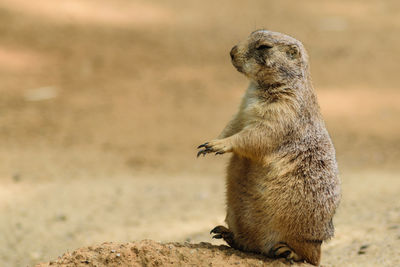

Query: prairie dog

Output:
[197, 30, 340, 266]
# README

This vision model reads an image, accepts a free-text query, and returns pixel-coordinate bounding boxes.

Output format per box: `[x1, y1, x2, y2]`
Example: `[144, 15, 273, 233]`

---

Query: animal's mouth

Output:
[230, 45, 244, 73]
[232, 61, 244, 73]
[231, 58, 245, 73]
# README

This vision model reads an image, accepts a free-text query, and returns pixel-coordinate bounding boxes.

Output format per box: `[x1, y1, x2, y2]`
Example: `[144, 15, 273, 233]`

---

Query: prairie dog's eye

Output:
[256, 44, 273, 50]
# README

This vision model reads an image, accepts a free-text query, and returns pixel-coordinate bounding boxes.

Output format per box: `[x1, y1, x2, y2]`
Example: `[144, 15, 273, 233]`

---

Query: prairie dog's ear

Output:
[286, 45, 300, 60]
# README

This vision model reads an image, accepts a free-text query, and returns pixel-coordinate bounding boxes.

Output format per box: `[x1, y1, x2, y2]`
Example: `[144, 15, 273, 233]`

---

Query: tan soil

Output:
[0, 0, 399, 266]
[35, 240, 308, 267]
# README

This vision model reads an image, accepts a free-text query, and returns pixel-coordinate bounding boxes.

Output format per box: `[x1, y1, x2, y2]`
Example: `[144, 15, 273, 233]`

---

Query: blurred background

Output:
[0, 0, 399, 266]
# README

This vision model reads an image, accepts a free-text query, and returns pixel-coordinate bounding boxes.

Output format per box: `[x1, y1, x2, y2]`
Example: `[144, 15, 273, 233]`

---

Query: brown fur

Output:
[198, 30, 341, 266]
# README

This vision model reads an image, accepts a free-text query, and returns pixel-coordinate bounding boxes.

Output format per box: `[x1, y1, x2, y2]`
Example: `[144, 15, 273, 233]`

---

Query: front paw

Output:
[197, 139, 233, 157]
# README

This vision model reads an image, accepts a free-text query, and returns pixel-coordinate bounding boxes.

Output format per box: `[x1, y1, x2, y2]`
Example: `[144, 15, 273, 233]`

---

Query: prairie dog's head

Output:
[230, 30, 309, 85]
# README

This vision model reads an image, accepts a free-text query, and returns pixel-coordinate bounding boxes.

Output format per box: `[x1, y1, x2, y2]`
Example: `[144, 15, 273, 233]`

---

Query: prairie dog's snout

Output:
[230, 45, 238, 60]
[230, 45, 244, 73]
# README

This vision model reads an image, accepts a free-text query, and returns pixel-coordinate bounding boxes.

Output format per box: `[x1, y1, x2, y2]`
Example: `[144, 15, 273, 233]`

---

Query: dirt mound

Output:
[36, 240, 310, 267]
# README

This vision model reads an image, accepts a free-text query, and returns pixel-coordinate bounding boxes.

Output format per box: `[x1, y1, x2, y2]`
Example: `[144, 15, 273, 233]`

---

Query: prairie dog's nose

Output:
[230, 45, 238, 60]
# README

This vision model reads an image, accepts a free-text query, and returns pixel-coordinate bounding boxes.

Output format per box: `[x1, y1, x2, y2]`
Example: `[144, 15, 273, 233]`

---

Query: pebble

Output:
[358, 244, 369, 255]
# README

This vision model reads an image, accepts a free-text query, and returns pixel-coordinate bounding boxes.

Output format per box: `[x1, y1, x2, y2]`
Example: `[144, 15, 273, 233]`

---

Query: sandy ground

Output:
[36, 240, 309, 267]
[5, 170, 400, 267]
[0, 0, 399, 266]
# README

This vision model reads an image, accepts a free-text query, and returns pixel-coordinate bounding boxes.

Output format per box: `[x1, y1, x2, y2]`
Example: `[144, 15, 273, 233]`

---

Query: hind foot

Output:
[210, 225, 238, 249]
[270, 242, 303, 264]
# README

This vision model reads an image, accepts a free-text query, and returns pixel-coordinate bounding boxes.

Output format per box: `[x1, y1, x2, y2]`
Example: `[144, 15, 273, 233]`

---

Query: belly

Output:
[225, 154, 281, 253]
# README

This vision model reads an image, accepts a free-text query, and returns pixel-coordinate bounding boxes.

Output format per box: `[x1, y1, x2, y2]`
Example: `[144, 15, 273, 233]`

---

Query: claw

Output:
[209, 225, 239, 249]
[212, 234, 223, 239]
[269, 242, 301, 263]
[197, 150, 205, 158]
[197, 148, 211, 157]
[197, 142, 215, 158]
[211, 225, 227, 233]
[272, 244, 287, 254]
[197, 142, 209, 149]
[215, 151, 225, 155]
